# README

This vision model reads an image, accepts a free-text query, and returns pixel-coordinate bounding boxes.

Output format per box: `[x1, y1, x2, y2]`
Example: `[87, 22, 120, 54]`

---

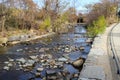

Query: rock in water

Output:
[46, 69, 56, 75]
[63, 54, 69, 59]
[56, 62, 63, 68]
[8, 63, 13, 67]
[37, 67, 44, 72]
[67, 38, 70, 41]
[72, 57, 85, 69]
[29, 56, 38, 60]
[58, 57, 68, 62]
[22, 60, 35, 68]
[79, 46, 85, 51]
[39, 48, 45, 52]
[9, 59, 14, 62]
[74, 73, 79, 78]
[64, 47, 71, 53]
[4, 61, 9, 64]
[26, 63, 34, 67]
[3, 66, 9, 70]
[16, 49, 23, 52]
[47, 54, 53, 59]
[86, 38, 93, 43]
[16, 58, 26, 64]
[35, 72, 41, 77]
[24, 47, 28, 50]
[35, 47, 39, 50]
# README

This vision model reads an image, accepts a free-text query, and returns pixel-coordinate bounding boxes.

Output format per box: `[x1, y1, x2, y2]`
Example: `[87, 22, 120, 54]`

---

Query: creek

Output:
[0, 24, 92, 80]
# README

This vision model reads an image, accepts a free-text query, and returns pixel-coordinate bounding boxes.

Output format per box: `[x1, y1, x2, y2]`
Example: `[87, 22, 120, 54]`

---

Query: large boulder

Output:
[72, 57, 85, 69]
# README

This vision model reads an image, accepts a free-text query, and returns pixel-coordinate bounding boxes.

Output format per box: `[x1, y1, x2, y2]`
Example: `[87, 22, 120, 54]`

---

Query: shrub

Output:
[52, 13, 68, 32]
[87, 16, 107, 37]
[39, 16, 51, 31]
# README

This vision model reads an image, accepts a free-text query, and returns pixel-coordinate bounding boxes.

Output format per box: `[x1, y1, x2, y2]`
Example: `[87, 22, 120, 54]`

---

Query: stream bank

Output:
[0, 25, 92, 80]
[0, 31, 55, 46]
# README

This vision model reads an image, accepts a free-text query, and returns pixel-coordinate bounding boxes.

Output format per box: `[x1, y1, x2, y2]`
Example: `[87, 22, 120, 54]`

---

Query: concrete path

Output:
[110, 23, 120, 80]
[78, 23, 119, 80]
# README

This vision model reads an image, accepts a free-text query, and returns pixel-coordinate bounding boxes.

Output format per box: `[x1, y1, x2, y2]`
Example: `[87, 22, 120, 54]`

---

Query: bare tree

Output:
[0, 0, 7, 32]
[85, 0, 119, 24]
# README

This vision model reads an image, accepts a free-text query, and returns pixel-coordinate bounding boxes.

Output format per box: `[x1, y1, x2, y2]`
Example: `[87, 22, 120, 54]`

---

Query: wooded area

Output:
[0, 0, 120, 37]
[0, 0, 78, 34]
[86, 0, 120, 37]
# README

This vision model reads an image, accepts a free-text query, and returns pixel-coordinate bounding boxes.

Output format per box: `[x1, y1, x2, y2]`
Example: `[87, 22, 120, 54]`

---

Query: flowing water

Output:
[0, 25, 91, 80]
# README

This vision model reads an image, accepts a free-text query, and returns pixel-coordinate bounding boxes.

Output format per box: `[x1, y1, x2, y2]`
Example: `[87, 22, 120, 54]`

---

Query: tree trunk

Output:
[1, 16, 6, 32]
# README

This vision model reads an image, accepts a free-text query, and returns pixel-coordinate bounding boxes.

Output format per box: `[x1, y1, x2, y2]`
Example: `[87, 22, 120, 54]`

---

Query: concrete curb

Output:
[79, 23, 117, 80]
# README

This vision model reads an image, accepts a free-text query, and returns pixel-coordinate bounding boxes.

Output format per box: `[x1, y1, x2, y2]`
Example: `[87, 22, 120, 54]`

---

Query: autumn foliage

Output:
[86, 0, 118, 37]
[0, 0, 78, 33]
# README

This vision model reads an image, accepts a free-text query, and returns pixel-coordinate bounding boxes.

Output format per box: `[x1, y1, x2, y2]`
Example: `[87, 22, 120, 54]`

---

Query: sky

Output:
[33, 0, 100, 13]
[69, 0, 100, 13]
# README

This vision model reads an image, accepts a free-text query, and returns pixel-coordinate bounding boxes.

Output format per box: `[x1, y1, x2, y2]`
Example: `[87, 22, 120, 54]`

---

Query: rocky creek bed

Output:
[0, 25, 92, 80]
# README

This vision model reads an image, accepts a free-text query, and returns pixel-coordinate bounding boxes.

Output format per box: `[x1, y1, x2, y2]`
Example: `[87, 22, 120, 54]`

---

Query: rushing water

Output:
[0, 25, 91, 80]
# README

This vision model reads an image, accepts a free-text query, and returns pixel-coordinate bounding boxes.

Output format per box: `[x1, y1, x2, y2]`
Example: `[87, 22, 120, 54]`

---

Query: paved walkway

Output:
[110, 23, 120, 80]
[79, 23, 119, 80]
[112, 23, 120, 64]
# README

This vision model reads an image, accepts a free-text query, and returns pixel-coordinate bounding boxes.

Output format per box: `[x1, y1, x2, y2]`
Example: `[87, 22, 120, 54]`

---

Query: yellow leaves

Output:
[10, 8, 22, 17]
[39, 16, 51, 30]
[87, 16, 106, 37]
